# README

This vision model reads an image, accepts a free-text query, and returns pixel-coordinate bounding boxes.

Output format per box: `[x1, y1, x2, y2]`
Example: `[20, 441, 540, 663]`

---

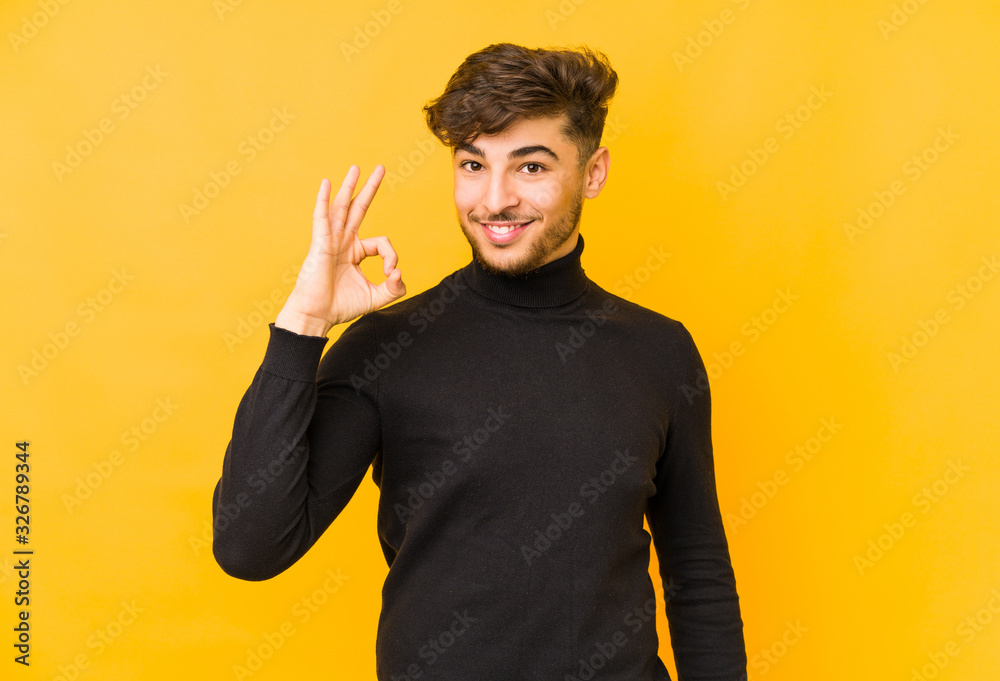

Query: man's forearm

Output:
[212, 326, 329, 580]
[212, 320, 382, 581]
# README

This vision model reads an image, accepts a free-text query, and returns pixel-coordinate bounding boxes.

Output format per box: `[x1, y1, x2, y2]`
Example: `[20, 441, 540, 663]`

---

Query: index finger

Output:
[343, 164, 386, 235]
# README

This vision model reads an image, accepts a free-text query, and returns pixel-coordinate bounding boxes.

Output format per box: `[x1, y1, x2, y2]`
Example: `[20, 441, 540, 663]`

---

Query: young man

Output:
[213, 43, 747, 680]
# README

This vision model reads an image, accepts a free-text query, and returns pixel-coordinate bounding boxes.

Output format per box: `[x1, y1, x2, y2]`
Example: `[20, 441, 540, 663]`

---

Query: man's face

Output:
[453, 113, 606, 277]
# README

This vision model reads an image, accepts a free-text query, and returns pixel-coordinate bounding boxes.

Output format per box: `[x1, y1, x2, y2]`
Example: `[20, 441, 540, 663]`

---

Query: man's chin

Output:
[470, 242, 543, 277]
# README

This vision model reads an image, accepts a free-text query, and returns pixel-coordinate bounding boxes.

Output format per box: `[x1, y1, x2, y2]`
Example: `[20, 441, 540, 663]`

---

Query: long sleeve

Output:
[212, 318, 381, 581]
[645, 325, 747, 680]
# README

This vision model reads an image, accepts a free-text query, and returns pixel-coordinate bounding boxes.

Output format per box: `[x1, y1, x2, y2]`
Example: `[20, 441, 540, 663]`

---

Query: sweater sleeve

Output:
[212, 318, 381, 581]
[645, 325, 748, 681]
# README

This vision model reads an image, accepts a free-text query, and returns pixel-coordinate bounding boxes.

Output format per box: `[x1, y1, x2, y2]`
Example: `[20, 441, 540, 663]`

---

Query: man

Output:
[212, 42, 747, 680]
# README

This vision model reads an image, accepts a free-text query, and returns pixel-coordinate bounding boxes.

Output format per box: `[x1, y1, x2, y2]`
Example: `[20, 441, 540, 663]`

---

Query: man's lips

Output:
[480, 220, 533, 243]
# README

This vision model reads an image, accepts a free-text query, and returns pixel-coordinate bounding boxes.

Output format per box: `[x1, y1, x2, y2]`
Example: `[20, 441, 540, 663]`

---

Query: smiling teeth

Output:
[487, 224, 523, 234]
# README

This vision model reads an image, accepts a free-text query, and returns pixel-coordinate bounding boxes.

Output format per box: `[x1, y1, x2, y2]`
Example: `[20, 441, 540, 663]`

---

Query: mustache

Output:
[470, 214, 538, 223]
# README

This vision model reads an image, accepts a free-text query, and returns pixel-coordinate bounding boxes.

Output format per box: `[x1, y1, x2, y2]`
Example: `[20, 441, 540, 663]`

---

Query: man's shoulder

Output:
[586, 280, 692, 342]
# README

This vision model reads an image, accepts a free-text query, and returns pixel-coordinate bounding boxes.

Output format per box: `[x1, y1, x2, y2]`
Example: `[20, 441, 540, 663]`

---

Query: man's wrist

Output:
[274, 308, 333, 338]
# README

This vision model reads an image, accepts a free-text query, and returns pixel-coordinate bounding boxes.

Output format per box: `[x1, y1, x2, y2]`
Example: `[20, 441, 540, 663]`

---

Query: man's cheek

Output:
[453, 188, 475, 212]
[531, 183, 560, 208]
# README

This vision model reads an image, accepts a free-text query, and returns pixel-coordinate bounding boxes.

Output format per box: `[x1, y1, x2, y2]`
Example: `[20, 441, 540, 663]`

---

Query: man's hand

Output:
[275, 165, 406, 337]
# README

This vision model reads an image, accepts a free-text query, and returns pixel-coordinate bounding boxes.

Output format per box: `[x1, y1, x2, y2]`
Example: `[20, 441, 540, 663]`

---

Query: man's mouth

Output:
[480, 220, 533, 243]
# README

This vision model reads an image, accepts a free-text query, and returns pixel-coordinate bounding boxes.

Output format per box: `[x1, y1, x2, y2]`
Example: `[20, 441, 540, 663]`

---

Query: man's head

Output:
[423, 43, 618, 276]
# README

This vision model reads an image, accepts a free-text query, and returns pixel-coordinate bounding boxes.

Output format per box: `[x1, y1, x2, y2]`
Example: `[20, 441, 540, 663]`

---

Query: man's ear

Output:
[583, 146, 610, 199]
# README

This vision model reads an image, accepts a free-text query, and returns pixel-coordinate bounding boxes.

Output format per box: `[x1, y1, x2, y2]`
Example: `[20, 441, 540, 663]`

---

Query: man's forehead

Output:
[455, 114, 571, 158]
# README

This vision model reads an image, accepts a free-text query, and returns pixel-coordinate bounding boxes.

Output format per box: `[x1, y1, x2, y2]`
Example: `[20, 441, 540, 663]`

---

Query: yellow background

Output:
[2, 0, 999, 679]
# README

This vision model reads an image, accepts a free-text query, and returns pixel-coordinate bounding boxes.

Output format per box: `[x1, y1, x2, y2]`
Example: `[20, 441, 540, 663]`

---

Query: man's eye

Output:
[459, 161, 543, 173]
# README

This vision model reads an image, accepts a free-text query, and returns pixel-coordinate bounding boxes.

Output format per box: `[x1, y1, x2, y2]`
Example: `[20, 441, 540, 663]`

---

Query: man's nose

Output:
[482, 172, 518, 216]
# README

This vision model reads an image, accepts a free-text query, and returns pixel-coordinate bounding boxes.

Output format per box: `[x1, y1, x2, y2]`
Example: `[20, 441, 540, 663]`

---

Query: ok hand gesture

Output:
[276, 165, 406, 337]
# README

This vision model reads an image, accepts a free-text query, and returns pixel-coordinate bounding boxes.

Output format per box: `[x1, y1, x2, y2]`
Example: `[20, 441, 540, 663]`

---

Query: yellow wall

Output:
[2, 1, 998, 679]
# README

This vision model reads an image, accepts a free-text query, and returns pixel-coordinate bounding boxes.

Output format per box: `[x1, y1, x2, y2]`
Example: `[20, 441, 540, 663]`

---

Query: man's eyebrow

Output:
[455, 143, 560, 162]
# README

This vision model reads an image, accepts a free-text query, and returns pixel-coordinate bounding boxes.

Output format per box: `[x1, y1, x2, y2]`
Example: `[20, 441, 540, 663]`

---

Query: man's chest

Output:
[372, 326, 673, 519]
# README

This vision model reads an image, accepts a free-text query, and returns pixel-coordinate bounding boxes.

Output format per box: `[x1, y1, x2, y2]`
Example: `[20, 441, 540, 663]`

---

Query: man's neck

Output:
[460, 233, 589, 308]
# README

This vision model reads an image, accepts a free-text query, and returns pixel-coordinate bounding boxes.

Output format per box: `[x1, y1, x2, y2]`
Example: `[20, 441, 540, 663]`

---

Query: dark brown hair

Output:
[423, 43, 618, 172]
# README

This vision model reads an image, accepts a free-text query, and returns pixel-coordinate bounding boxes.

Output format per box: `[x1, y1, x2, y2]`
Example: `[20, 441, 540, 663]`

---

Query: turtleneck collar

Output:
[459, 233, 590, 308]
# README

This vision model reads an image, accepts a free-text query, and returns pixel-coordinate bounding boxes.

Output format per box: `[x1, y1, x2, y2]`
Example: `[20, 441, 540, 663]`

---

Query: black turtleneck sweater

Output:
[212, 234, 747, 681]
